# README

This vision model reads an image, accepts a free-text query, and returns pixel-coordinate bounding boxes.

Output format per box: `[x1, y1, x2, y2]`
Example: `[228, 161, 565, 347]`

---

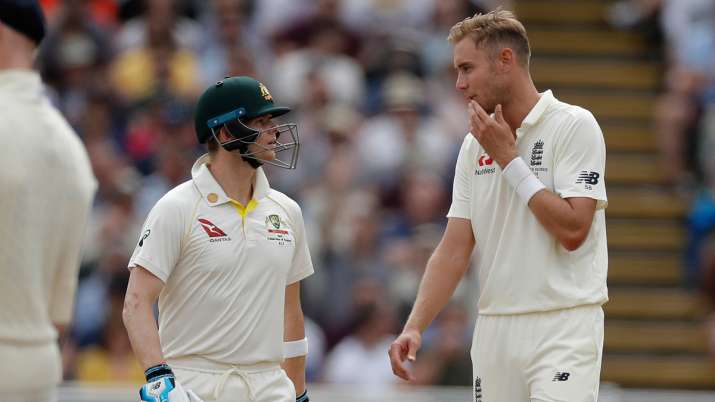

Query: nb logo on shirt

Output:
[575, 171, 599, 185]
[553, 372, 570, 382]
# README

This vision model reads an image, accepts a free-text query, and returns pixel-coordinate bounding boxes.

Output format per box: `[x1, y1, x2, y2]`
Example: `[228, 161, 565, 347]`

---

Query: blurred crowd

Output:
[39, 0, 502, 387]
[608, 0, 715, 368]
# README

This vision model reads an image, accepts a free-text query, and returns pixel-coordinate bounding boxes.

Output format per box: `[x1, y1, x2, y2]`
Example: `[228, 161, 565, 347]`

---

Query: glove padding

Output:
[140, 376, 204, 402]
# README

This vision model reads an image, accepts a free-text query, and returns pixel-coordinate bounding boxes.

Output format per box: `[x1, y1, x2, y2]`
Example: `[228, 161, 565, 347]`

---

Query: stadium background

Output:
[33, 0, 715, 400]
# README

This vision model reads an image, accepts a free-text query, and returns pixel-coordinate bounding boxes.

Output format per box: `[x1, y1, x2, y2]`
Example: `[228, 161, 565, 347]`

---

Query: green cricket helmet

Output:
[194, 76, 300, 169]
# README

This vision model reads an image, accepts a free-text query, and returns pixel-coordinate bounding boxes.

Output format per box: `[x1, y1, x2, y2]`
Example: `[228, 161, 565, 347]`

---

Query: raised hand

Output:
[468, 102, 518, 168]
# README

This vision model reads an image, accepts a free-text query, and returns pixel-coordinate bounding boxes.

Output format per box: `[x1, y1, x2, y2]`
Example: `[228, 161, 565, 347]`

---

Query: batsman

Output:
[124, 76, 313, 402]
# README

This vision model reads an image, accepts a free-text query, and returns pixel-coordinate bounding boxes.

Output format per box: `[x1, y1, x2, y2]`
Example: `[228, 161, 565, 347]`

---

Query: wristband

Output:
[284, 337, 309, 358]
[502, 157, 545, 203]
[296, 389, 309, 402]
[145, 363, 174, 382]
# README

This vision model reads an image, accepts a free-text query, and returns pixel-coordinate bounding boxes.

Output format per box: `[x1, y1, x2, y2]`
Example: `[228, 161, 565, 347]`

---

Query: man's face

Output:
[453, 38, 503, 114]
[244, 115, 278, 161]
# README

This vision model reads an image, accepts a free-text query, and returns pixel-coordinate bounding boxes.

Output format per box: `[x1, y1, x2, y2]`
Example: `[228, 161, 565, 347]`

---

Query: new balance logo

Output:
[575, 171, 600, 185]
[198, 219, 227, 238]
[553, 372, 570, 382]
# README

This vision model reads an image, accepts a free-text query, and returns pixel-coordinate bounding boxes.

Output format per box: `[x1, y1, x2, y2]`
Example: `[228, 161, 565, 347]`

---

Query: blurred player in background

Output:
[123, 76, 313, 402]
[389, 9, 609, 402]
[0, 1, 97, 401]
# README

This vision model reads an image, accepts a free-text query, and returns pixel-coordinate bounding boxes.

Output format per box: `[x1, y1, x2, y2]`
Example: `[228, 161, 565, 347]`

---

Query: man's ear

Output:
[497, 47, 515, 72]
[217, 126, 231, 142]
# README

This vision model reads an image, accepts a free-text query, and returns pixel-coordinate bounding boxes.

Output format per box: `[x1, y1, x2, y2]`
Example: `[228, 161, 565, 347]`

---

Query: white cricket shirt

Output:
[448, 90, 608, 315]
[0, 70, 96, 390]
[128, 154, 314, 365]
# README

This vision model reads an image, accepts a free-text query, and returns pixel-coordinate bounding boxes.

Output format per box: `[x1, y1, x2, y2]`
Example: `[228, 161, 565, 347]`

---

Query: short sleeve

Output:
[553, 110, 608, 209]
[127, 197, 186, 282]
[287, 204, 314, 285]
[447, 135, 473, 219]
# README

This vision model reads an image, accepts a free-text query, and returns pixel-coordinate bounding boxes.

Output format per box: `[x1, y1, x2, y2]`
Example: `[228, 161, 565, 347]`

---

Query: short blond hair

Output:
[447, 9, 531, 67]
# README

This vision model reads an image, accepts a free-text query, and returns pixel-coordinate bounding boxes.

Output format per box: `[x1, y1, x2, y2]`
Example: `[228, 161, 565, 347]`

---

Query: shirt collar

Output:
[520, 90, 555, 129]
[0, 70, 44, 100]
[191, 154, 271, 207]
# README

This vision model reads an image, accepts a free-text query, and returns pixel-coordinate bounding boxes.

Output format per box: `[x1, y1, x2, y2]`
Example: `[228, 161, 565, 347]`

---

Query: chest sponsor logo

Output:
[198, 218, 231, 242]
[576, 171, 600, 189]
[265, 214, 292, 246]
[475, 153, 496, 176]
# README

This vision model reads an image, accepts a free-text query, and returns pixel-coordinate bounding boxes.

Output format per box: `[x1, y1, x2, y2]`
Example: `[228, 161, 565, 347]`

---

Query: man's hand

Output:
[388, 329, 422, 381]
[139, 363, 203, 402]
[468, 101, 518, 168]
[139, 377, 203, 402]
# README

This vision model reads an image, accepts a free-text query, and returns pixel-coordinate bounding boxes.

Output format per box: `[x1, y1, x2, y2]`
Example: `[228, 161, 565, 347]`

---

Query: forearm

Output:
[528, 190, 592, 250]
[281, 356, 306, 394]
[123, 296, 164, 370]
[404, 248, 470, 334]
[283, 283, 306, 394]
[501, 157, 594, 251]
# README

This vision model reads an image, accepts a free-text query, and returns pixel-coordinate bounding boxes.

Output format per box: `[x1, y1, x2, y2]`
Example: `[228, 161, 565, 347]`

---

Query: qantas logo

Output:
[198, 218, 227, 238]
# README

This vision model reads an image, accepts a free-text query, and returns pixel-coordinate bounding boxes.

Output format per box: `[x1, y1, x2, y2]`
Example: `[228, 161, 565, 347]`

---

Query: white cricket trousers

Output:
[169, 357, 295, 402]
[0, 342, 60, 402]
[0, 389, 56, 402]
[471, 304, 604, 402]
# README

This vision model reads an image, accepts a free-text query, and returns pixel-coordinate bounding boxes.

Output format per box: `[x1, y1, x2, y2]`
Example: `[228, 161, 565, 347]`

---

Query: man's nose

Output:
[455, 74, 467, 91]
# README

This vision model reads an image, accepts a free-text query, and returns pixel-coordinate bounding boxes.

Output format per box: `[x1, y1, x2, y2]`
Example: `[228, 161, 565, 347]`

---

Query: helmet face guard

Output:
[207, 108, 300, 169]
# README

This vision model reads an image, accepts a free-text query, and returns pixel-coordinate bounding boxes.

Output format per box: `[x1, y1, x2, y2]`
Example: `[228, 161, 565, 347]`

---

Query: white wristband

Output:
[502, 157, 546, 203]
[283, 337, 308, 358]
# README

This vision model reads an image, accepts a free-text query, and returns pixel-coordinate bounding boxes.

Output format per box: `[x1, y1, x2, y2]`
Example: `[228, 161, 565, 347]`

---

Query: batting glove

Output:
[139, 363, 203, 402]
[296, 389, 309, 402]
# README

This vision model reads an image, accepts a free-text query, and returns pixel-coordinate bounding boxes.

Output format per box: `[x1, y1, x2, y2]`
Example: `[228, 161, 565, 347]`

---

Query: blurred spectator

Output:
[111, 0, 201, 105]
[270, 17, 365, 108]
[197, 0, 261, 88]
[412, 303, 473, 386]
[40, 0, 118, 27]
[304, 316, 327, 382]
[421, 0, 483, 76]
[38, 0, 113, 128]
[701, 239, 715, 369]
[74, 271, 144, 383]
[654, 0, 715, 189]
[116, 0, 201, 53]
[134, 143, 194, 216]
[653, 0, 715, 286]
[340, 0, 434, 38]
[356, 73, 457, 189]
[322, 299, 399, 388]
[607, 0, 663, 32]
